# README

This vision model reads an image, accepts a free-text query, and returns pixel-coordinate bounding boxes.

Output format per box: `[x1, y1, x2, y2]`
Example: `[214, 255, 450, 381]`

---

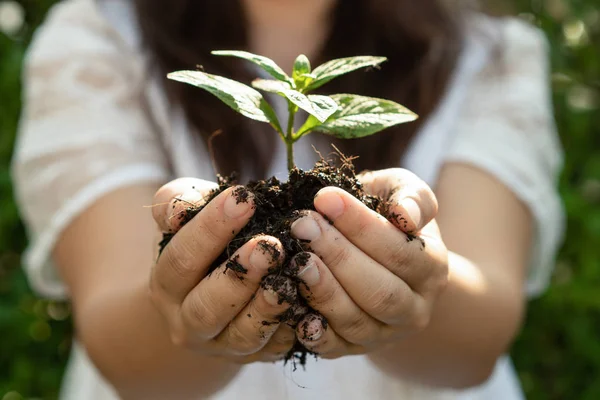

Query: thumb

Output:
[152, 177, 218, 233]
[358, 168, 438, 233]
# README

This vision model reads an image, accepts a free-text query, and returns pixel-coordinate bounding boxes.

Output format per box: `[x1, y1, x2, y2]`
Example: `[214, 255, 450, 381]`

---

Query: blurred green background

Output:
[0, 0, 598, 399]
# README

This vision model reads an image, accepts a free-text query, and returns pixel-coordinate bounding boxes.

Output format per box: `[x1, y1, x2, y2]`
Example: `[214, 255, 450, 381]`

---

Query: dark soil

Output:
[158, 158, 400, 367]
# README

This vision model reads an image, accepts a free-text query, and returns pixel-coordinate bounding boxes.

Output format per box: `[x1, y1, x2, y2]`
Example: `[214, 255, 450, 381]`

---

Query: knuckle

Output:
[400, 296, 431, 333]
[437, 249, 450, 277]
[194, 220, 225, 247]
[382, 241, 411, 272]
[169, 318, 204, 350]
[366, 284, 409, 321]
[163, 239, 197, 281]
[422, 248, 449, 295]
[169, 329, 190, 348]
[184, 294, 219, 334]
[326, 244, 352, 270]
[225, 324, 260, 356]
[337, 316, 375, 345]
[409, 311, 431, 333]
[310, 282, 340, 308]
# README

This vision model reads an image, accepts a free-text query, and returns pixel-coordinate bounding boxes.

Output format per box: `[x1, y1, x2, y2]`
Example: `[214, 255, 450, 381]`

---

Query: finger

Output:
[223, 324, 295, 363]
[152, 177, 218, 233]
[180, 236, 284, 341]
[291, 211, 424, 326]
[296, 313, 365, 356]
[292, 252, 384, 346]
[215, 276, 296, 356]
[260, 324, 296, 361]
[314, 187, 448, 296]
[358, 168, 438, 233]
[151, 186, 255, 304]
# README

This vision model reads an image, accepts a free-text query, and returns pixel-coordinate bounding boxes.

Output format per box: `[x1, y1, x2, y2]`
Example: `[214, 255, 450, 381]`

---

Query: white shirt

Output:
[11, 0, 564, 399]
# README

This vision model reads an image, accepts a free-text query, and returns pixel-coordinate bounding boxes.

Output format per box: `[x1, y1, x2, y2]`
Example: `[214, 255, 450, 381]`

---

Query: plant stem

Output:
[286, 103, 297, 171]
[286, 140, 295, 172]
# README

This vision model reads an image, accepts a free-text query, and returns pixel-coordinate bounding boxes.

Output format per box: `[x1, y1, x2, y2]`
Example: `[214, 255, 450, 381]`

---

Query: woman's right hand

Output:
[150, 178, 297, 363]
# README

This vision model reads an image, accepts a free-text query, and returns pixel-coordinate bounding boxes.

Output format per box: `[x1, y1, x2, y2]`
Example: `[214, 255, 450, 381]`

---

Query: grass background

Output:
[0, 0, 598, 399]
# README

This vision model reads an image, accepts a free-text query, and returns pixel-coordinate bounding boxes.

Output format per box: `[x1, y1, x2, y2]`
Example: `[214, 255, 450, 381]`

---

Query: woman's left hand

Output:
[290, 168, 449, 358]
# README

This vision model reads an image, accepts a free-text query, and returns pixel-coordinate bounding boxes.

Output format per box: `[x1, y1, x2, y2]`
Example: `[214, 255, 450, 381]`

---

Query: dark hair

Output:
[134, 0, 466, 179]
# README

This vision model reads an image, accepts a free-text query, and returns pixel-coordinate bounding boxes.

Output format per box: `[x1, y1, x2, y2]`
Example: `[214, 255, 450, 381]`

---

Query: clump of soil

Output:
[158, 157, 399, 367]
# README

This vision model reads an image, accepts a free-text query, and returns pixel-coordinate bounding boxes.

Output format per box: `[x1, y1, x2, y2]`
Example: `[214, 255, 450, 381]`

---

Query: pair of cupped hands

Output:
[150, 169, 448, 363]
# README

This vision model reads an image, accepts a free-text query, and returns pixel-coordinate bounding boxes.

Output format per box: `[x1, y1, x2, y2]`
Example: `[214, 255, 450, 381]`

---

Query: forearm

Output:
[75, 276, 241, 399]
[368, 251, 525, 389]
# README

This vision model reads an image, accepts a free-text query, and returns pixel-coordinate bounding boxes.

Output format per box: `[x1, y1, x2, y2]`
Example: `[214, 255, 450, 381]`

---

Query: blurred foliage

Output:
[1, 1, 73, 399]
[510, 1, 600, 400]
[0, 0, 598, 399]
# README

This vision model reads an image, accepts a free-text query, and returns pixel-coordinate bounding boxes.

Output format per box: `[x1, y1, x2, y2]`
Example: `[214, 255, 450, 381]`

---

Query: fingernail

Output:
[300, 317, 324, 341]
[168, 190, 205, 230]
[263, 288, 281, 306]
[223, 187, 252, 219]
[298, 262, 320, 286]
[176, 189, 205, 205]
[291, 215, 321, 242]
[308, 328, 323, 341]
[399, 198, 421, 229]
[315, 190, 345, 220]
[250, 241, 272, 269]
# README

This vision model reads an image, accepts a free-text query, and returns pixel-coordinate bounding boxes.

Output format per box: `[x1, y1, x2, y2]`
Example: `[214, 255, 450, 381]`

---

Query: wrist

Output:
[366, 252, 523, 389]
[78, 280, 241, 399]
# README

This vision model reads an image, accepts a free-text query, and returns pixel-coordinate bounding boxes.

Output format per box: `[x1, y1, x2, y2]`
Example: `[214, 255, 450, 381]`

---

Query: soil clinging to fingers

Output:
[158, 158, 402, 367]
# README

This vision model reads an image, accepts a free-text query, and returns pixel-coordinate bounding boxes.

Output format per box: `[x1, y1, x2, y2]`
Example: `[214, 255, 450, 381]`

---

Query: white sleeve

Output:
[11, 0, 170, 299]
[443, 18, 565, 298]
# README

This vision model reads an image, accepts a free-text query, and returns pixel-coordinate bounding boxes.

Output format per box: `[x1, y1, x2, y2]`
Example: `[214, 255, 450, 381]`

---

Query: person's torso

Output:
[62, 1, 526, 399]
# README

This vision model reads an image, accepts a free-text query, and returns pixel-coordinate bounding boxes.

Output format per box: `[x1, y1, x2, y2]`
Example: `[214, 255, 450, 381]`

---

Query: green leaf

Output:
[251, 78, 292, 94]
[293, 54, 311, 78]
[251, 79, 338, 123]
[167, 70, 282, 133]
[282, 91, 339, 123]
[305, 95, 339, 122]
[304, 56, 387, 92]
[296, 94, 417, 138]
[300, 73, 317, 80]
[211, 50, 293, 85]
[292, 55, 312, 89]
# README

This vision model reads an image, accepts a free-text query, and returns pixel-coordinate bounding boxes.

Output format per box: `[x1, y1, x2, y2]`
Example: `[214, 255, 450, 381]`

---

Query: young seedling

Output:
[163, 52, 421, 366]
[167, 51, 418, 172]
